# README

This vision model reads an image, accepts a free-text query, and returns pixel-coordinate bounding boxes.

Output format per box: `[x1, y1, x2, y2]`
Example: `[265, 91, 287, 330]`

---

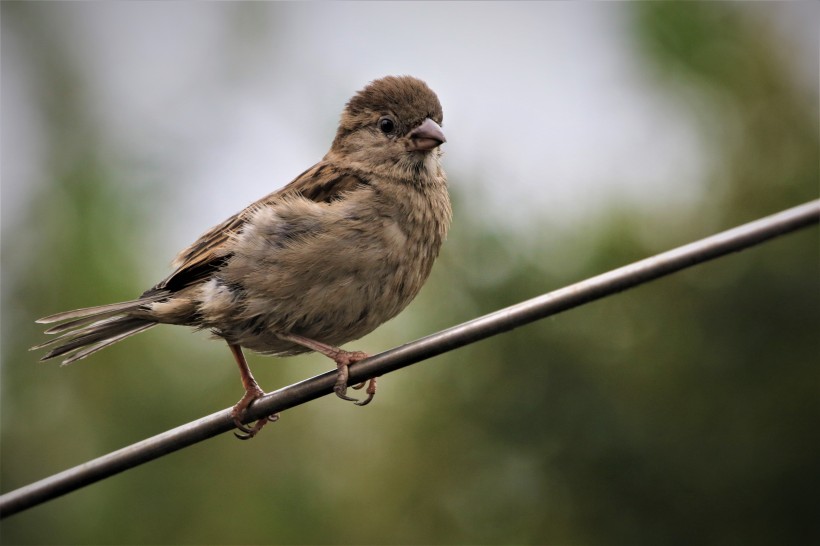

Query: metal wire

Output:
[2, 199, 818, 518]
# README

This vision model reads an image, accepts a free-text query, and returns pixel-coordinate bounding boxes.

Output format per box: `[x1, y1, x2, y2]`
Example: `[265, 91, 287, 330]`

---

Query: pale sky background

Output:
[2, 2, 816, 274]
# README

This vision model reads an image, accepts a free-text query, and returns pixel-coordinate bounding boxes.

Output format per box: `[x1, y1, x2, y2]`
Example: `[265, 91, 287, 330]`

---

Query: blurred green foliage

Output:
[2, 3, 817, 545]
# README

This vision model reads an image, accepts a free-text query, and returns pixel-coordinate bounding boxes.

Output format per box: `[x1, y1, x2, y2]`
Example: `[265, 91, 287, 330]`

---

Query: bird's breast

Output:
[204, 183, 449, 354]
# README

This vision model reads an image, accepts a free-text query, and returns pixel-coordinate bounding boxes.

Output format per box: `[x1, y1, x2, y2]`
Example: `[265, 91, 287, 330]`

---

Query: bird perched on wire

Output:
[32, 75, 451, 439]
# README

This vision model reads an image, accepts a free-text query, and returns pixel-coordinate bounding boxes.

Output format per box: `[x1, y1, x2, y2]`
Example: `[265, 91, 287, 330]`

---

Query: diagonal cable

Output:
[1, 199, 818, 518]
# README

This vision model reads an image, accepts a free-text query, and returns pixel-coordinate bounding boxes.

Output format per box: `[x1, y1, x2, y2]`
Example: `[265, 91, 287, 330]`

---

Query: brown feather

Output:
[152, 163, 368, 293]
[35, 293, 167, 324]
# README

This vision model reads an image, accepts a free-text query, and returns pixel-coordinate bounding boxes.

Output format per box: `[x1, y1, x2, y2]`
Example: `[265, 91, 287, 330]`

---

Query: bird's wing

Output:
[149, 162, 368, 294]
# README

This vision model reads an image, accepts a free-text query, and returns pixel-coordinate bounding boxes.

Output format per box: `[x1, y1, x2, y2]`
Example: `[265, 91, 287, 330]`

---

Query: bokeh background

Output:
[2, 2, 818, 544]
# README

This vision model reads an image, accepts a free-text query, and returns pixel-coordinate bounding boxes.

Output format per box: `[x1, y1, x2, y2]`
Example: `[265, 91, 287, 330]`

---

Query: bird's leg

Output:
[228, 343, 279, 440]
[277, 333, 376, 406]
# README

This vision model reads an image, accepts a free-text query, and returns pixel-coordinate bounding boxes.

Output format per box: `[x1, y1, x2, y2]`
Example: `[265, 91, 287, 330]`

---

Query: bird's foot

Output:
[351, 376, 377, 406]
[331, 350, 375, 405]
[276, 333, 378, 406]
[231, 386, 279, 440]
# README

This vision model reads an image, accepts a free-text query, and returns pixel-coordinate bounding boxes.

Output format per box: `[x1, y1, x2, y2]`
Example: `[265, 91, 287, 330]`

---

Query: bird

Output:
[32, 75, 451, 439]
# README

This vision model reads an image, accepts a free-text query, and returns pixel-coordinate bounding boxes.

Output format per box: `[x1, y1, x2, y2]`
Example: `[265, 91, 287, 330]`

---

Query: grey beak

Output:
[407, 118, 446, 151]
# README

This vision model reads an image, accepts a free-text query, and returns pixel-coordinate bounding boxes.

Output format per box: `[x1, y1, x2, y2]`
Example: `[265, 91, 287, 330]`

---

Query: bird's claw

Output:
[234, 420, 255, 435]
[354, 377, 377, 406]
[231, 387, 278, 440]
[332, 352, 378, 405]
[334, 384, 359, 402]
[275, 334, 379, 407]
[334, 367, 377, 406]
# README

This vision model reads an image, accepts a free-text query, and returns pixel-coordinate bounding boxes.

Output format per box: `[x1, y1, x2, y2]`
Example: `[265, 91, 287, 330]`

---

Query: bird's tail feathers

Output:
[32, 294, 166, 365]
[35, 293, 166, 325]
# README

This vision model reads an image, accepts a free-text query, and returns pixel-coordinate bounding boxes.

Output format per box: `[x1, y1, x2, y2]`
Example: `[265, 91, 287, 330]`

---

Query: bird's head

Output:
[329, 75, 445, 180]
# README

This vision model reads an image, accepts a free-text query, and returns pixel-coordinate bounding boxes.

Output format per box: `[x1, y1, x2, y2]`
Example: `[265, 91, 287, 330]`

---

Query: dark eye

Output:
[378, 116, 396, 134]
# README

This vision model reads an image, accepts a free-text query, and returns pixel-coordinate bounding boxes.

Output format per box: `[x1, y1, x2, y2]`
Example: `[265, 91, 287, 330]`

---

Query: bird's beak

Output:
[407, 118, 446, 151]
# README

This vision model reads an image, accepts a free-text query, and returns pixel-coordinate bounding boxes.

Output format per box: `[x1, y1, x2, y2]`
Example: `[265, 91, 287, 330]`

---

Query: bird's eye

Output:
[378, 116, 396, 134]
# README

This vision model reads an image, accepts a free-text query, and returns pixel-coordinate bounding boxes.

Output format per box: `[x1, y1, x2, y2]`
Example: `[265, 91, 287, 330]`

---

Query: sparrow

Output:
[32, 75, 451, 439]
